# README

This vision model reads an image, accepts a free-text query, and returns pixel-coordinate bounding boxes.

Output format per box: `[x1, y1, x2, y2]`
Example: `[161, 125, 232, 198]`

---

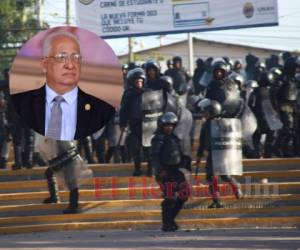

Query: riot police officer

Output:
[120, 68, 164, 176]
[165, 56, 190, 93]
[273, 56, 299, 157]
[151, 112, 191, 231]
[206, 60, 244, 119]
[196, 99, 243, 208]
[193, 58, 205, 95]
[39, 137, 92, 214]
[248, 71, 278, 158]
[144, 59, 163, 91]
[245, 53, 259, 81]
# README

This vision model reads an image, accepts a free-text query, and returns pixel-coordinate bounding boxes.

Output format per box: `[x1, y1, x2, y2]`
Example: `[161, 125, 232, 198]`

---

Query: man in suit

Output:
[11, 31, 115, 141]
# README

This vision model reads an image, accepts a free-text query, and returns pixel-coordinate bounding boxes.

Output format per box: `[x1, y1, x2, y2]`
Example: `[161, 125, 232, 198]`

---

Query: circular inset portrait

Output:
[9, 26, 123, 141]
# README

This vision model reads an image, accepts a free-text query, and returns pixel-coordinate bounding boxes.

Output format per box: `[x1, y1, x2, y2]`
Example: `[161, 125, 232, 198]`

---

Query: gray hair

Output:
[42, 31, 81, 57]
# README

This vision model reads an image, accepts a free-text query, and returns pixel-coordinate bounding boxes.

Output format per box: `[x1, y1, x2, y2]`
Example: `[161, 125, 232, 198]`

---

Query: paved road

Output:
[0, 228, 299, 250]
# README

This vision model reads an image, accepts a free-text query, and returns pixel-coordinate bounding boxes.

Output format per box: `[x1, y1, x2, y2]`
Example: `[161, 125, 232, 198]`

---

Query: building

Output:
[118, 37, 288, 74]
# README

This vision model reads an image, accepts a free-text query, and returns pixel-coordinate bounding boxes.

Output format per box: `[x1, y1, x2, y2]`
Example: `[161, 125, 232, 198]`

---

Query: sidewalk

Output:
[0, 228, 299, 250]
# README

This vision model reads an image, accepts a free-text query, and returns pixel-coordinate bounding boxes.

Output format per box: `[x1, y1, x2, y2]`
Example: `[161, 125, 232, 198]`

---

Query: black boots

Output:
[208, 199, 224, 209]
[43, 172, 60, 204]
[63, 188, 81, 214]
[161, 199, 177, 232]
[161, 198, 185, 232]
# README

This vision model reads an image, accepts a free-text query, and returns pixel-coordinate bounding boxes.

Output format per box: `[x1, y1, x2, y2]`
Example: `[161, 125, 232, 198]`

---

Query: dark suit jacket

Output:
[11, 85, 115, 140]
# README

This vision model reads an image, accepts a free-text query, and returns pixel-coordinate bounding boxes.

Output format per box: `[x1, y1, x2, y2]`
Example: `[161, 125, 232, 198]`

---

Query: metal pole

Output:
[66, 0, 70, 25]
[188, 33, 194, 75]
[128, 37, 134, 63]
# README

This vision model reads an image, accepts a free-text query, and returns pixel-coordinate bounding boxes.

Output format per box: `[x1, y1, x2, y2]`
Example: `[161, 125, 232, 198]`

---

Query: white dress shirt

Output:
[45, 84, 78, 140]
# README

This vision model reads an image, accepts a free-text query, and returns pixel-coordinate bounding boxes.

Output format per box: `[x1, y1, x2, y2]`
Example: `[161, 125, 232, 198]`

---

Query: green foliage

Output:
[0, 0, 48, 79]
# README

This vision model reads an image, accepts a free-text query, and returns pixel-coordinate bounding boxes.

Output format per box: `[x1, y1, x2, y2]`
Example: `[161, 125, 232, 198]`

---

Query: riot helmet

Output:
[204, 57, 214, 68]
[255, 61, 266, 73]
[270, 67, 282, 79]
[160, 75, 174, 93]
[229, 73, 245, 90]
[122, 64, 129, 76]
[283, 56, 300, 77]
[281, 51, 291, 63]
[245, 53, 259, 66]
[259, 71, 275, 87]
[233, 59, 243, 72]
[245, 80, 259, 89]
[196, 58, 204, 68]
[173, 56, 182, 69]
[166, 59, 173, 69]
[160, 111, 178, 125]
[223, 56, 234, 72]
[197, 98, 222, 118]
[128, 62, 139, 70]
[145, 59, 160, 80]
[127, 67, 146, 89]
[159, 112, 178, 134]
[212, 60, 228, 80]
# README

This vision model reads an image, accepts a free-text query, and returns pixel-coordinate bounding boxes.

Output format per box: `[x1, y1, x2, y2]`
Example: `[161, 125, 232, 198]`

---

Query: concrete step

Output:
[1, 170, 300, 193]
[1, 158, 300, 181]
[1, 216, 300, 235]
[0, 182, 299, 205]
[1, 194, 299, 217]
[1, 206, 300, 227]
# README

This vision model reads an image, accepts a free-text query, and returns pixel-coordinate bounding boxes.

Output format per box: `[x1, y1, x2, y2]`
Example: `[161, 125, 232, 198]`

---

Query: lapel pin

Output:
[85, 103, 91, 111]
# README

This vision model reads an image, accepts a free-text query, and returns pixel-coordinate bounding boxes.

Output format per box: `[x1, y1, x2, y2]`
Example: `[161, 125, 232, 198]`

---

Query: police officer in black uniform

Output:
[248, 71, 276, 158]
[196, 99, 243, 208]
[144, 59, 164, 91]
[40, 138, 92, 214]
[0, 69, 10, 169]
[273, 56, 299, 157]
[206, 60, 244, 119]
[120, 68, 159, 176]
[165, 56, 190, 93]
[151, 112, 191, 231]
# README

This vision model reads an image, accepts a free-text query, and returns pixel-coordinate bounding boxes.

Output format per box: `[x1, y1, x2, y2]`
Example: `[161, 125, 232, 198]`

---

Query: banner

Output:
[75, 0, 278, 39]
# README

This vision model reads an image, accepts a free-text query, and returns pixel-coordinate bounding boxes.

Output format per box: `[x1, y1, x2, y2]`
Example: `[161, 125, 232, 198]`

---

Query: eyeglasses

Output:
[46, 53, 82, 64]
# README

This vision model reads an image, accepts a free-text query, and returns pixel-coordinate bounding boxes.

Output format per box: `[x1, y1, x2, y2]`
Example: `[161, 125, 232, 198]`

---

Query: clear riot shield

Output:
[142, 89, 164, 147]
[241, 104, 257, 149]
[211, 118, 243, 176]
[36, 135, 93, 190]
[262, 99, 283, 131]
[174, 107, 193, 157]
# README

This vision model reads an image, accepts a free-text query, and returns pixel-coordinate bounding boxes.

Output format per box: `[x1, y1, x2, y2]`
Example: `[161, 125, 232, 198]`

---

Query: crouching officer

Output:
[150, 112, 191, 232]
[37, 135, 92, 214]
[196, 99, 243, 208]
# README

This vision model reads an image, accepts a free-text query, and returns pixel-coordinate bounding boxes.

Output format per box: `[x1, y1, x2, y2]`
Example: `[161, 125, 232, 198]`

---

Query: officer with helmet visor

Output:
[151, 112, 191, 231]
[196, 99, 243, 208]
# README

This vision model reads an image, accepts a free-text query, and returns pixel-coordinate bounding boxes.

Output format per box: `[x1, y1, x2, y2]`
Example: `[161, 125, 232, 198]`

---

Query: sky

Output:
[42, 0, 300, 55]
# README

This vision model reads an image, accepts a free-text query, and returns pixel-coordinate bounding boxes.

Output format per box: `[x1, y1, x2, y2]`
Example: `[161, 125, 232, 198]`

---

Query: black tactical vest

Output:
[160, 135, 182, 167]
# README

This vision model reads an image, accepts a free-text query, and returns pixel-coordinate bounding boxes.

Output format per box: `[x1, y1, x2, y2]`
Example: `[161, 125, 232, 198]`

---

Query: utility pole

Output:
[188, 33, 194, 75]
[66, 0, 70, 25]
[128, 37, 134, 63]
[36, 0, 44, 28]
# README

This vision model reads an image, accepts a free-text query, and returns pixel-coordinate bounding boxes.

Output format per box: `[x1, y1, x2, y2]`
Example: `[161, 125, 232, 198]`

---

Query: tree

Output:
[0, 0, 49, 79]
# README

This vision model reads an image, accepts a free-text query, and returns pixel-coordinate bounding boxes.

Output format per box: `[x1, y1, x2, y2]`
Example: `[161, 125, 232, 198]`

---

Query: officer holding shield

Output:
[151, 112, 191, 231]
[38, 136, 92, 214]
[196, 99, 243, 208]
